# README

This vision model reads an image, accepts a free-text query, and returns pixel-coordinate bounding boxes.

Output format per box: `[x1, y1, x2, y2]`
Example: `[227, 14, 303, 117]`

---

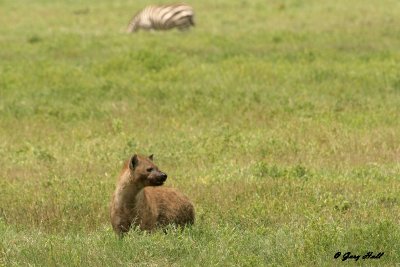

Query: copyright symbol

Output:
[334, 252, 341, 259]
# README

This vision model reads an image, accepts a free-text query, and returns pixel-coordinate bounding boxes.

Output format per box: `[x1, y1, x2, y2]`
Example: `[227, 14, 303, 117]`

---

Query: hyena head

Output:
[129, 154, 167, 186]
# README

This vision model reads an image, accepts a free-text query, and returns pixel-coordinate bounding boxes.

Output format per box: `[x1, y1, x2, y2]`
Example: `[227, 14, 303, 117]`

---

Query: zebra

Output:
[126, 4, 195, 33]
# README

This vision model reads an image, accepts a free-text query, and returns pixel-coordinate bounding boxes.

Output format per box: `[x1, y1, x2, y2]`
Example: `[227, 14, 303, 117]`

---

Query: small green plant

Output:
[27, 35, 42, 44]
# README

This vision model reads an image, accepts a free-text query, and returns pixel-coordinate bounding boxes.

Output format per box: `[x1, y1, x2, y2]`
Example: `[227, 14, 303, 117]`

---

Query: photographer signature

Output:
[334, 251, 384, 261]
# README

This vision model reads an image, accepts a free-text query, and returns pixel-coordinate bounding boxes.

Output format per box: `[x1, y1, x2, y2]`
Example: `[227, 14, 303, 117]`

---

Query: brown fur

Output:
[110, 154, 195, 236]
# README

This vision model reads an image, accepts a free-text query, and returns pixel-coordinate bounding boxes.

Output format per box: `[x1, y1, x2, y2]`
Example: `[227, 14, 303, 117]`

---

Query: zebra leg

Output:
[176, 17, 193, 31]
[189, 16, 195, 26]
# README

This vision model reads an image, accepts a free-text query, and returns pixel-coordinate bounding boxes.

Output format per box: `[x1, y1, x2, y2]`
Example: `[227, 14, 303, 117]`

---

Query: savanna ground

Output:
[0, 0, 400, 266]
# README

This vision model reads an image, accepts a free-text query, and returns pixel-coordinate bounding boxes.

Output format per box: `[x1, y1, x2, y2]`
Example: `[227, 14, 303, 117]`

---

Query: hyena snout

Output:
[149, 171, 167, 186]
[158, 172, 167, 182]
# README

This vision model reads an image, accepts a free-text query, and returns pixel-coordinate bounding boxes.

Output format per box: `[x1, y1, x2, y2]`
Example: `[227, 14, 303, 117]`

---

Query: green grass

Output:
[1, 0, 400, 266]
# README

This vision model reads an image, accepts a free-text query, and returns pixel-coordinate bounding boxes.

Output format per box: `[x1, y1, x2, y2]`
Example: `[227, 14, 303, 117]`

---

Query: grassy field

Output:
[1, 0, 400, 266]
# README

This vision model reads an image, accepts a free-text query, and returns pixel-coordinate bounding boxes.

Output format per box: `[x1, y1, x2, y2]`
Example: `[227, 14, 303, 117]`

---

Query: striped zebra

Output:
[126, 4, 195, 33]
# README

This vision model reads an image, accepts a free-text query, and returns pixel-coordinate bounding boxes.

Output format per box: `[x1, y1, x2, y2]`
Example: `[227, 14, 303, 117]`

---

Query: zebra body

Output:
[127, 4, 195, 33]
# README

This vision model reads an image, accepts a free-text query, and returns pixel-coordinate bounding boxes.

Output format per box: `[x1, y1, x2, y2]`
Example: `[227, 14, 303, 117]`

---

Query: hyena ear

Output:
[148, 154, 154, 161]
[129, 154, 139, 170]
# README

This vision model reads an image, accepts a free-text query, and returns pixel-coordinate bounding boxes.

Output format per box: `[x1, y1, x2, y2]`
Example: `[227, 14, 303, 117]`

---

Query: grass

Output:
[1, 0, 400, 266]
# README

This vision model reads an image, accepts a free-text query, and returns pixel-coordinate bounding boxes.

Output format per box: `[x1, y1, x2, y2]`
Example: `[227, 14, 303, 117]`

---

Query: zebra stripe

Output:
[127, 4, 195, 33]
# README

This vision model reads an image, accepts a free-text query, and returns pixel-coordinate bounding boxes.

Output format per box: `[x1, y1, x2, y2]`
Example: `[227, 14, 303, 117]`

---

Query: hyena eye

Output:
[146, 167, 153, 172]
